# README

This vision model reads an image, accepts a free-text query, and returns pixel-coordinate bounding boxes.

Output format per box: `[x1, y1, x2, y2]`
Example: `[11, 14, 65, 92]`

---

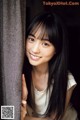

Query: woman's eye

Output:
[28, 37, 35, 42]
[42, 42, 50, 47]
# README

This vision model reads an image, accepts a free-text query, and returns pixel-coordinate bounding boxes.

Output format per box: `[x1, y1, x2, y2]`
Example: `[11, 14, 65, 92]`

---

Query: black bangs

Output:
[26, 12, 63, 53]
[44, 17, 57, 44]
[29, 23, 49, 41]
[44, 14, 63, 54]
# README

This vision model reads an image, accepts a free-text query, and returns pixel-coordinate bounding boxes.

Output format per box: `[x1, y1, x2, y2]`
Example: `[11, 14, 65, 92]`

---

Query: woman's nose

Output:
[31, 42, 40, 53]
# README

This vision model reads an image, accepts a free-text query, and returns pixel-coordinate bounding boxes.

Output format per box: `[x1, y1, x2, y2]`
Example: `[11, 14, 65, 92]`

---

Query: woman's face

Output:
[26, 26, 56, 67]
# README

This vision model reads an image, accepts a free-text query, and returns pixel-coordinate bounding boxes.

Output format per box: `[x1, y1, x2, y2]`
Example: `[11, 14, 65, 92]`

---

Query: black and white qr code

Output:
[1, 106, 14, 119]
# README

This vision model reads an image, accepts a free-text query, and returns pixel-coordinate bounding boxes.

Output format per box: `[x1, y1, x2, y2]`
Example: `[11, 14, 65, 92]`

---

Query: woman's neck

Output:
[32, 63, 49, 91]
[32, 63, 49, 75]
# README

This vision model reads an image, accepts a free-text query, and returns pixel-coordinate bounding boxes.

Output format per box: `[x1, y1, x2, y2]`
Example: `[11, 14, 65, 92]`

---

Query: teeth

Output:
[31, 54, 39, 59]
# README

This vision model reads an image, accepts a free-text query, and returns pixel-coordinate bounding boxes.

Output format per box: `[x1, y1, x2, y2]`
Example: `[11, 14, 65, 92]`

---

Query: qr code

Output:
[1, 106, 14, 119]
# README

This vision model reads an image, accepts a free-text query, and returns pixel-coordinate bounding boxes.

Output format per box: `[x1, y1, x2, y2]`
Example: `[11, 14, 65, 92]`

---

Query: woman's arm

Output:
[21, 74, 28, 120]
[61, 85, 77, 120]
[24, 115, 53, 120]
[21, 102, 27, 120]
[22, 74, 28, 101]
[65, 85, 76, 110]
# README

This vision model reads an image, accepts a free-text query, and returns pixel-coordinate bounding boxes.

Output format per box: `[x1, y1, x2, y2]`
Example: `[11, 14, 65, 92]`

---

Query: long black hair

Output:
[23, 12, 68, 120]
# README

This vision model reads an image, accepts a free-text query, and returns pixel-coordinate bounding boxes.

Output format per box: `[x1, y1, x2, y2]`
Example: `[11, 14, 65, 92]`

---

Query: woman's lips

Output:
[29, 53, 41, 61]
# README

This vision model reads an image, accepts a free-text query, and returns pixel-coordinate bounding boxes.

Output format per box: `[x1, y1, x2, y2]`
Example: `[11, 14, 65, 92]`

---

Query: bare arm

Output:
[65, 85, 76, 110]
[61, 85, 76, 120]
[24, 116, 53, 120]
[21, 74, 28, 120]
[21, 74, 28, 101]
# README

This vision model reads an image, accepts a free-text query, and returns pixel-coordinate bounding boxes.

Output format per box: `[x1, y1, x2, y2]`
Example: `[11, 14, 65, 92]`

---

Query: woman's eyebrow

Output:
[28, 34, 35, 38]
[42, 38, 49, 41]
[28, 34, 49, 41]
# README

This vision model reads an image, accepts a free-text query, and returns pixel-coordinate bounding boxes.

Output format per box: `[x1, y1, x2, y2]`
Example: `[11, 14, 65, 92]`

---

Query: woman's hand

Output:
[21, 74, 28, 120]
[21, 103, 27, 120]
[22, 74, 28, 101]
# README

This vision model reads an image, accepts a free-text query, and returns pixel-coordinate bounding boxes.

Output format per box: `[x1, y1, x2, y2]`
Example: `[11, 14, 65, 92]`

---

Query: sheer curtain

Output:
[0, 0, 26, 119]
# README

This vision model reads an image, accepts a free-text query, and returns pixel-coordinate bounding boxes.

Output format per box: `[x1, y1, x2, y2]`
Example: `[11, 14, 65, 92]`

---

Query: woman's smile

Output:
[29, 52, 42, 61]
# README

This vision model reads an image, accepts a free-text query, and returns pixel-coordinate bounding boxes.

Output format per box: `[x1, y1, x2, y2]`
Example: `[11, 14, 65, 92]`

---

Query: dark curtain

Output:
[0, 0, 26, 119]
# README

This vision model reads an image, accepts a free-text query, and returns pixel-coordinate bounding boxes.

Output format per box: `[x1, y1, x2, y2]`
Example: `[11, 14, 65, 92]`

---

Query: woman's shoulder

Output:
[67, 72, 77, 90]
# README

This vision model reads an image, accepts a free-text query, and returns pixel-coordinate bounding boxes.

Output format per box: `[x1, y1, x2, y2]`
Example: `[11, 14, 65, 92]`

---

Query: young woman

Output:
[21, 12, 77, 120]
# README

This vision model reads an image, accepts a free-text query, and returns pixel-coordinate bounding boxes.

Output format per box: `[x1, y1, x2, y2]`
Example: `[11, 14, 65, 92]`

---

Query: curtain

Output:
[0, 0, 26, 119]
